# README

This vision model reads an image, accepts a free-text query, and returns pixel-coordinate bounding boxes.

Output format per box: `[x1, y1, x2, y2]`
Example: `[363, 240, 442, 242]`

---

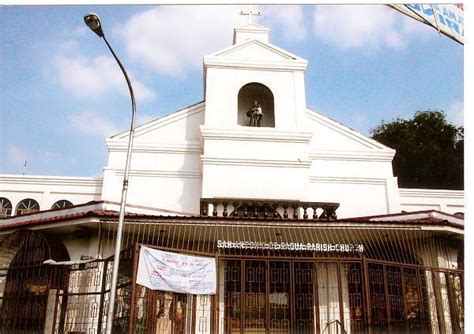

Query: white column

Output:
[43, 289, 57, 334]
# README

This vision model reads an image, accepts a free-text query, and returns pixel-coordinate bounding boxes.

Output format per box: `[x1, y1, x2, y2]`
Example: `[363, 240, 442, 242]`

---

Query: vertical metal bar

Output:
[128, 242, 140, 334]
[400, 267, 408, 331]
[326, 262, 330, 330]
[171, 294, 177, 334]
[58, 268, 70, 334]
[336, 262, 345, 333]
[383, 265, 392, 327]
[362, 257, 372, 334]
[415, 268, 426, 329]
[191, 295, 197, 334]
[266, 260, 270, 334]
[431, 270, 446, 334]
[98, 260, 109, 334]
[51, 268, 60, 334]
[241, 259, 245, 334]
[444, 272, 459, 334]
[312, 259, 320, 334]
[215, 252, 220, 334]
[264, 260, 271, 333]
[289, 261, 295, 333]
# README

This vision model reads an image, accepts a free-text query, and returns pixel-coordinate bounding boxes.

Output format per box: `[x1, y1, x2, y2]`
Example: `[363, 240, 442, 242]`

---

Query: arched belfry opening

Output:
[238, 82, 275, 127]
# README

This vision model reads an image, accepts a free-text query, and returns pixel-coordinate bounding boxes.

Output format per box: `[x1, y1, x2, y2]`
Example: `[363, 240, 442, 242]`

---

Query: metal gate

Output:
[1, 240, 464, 334]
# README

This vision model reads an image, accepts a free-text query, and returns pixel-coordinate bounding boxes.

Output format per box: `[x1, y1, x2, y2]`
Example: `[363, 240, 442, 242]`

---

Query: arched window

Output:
[238, 82, 275, 127]
[51, 200, 73, 210]
[454, 212, 464, 219]
[0, 197, 12, 218]
[15, 198, 40, 216]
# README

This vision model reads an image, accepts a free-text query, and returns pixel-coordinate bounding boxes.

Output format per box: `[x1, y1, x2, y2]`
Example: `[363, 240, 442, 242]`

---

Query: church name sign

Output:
[217, 240, 364, 253]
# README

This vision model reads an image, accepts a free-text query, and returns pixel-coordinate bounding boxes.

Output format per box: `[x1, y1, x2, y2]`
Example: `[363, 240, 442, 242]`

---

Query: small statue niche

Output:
[246, 100, 263, 127]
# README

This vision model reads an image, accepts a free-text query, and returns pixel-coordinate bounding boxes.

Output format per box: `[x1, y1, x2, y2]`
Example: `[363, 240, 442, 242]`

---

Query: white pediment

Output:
[204, 39, 306, 66]
[109, 102, 205, 144]
[305, 108, 395, 154]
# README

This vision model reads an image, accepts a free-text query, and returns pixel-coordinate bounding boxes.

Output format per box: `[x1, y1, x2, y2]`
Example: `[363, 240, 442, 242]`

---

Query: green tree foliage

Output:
[371, 110, 463, 190]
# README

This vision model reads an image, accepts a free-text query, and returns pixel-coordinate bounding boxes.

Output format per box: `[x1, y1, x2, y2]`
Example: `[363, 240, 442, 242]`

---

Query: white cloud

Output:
[5, 145, 27, 168]
[446, 99, 464, 126]
[54, 53, 156, 102]
[67, 111, 119, 138]
[118, 6, 248, 77]
[261, 5, 307, 41]
[312, 5, 432, 51]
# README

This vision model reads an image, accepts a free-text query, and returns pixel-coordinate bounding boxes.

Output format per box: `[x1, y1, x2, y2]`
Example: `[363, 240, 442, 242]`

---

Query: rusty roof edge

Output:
[0, 209, 464, 234]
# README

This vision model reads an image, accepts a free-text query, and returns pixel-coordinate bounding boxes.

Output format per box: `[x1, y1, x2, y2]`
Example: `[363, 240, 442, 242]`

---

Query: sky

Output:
[0, 4, 464, 177]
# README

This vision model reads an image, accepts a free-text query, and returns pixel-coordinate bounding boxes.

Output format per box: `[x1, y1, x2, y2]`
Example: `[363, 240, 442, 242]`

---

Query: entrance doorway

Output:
[0, 230, 69, 333]
[222, 259, 371, 334]
[222, 260, 319, 334]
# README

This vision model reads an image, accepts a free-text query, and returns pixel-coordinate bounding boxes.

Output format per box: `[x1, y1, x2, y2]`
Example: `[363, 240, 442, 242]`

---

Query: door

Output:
[223, 260, 316, 334]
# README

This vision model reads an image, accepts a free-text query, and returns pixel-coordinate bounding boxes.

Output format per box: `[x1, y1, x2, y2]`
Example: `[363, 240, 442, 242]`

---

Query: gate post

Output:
[97, 259, 110, 333]
[362, 257, 372, 334]
[128, 242, 141, 334]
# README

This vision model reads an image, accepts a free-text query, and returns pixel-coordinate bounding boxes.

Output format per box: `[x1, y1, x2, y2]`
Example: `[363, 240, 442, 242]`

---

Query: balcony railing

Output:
[200, 198, 338, 221]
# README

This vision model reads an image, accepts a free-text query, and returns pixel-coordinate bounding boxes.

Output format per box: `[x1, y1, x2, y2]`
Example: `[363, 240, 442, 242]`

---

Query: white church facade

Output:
[0, 23, 464, 334]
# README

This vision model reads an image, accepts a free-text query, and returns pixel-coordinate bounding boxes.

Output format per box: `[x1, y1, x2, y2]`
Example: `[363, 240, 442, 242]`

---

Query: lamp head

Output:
[84, 13, 104, 37]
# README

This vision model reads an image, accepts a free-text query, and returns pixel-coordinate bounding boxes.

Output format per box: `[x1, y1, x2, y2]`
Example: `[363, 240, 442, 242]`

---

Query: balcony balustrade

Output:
[200, 198, 338, 221]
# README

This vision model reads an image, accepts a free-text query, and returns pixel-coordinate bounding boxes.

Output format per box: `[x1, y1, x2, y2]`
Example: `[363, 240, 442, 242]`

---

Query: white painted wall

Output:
[399, 188, 464, 215]
[0, 174, 102, 216]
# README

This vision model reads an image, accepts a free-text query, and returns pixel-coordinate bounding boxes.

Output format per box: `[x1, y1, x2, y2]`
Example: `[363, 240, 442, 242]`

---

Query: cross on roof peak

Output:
[240, 6, 261, 25]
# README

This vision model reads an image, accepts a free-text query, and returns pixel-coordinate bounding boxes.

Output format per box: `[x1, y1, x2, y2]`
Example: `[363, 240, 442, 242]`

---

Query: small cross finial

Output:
[240, 5, 261, 25]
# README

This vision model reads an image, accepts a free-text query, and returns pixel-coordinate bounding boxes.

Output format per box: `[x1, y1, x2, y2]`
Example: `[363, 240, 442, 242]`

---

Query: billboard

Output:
[390, 4, 464, 45]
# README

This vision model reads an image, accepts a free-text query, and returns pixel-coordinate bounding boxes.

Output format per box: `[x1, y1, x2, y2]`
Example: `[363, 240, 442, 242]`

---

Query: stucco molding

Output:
[105, 168, 202, 179]
[107, 141, 202, 155]
[399, 188, 464, 199]
[309, 150, 395, 162]
[203, 59, 307, 72]
[201, 156, 312, 168]
[0, 174, 103, 187]
[310, 176, 388, 185]
[200, 126, 312, 143]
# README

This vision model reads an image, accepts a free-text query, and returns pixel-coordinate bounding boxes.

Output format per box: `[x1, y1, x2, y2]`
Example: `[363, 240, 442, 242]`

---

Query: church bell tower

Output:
[200, 21, 313, 201]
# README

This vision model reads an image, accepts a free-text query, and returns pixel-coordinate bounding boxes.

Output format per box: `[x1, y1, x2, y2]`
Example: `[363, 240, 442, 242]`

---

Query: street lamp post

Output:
[84, 13, 136, 334]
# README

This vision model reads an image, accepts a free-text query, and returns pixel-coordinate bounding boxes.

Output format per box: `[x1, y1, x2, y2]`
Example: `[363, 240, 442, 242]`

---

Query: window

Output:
[15, 198, 40, 216]
[454, 212, 464, 219]
[51, 200, 73, 210]
[0, 197, 12, 218]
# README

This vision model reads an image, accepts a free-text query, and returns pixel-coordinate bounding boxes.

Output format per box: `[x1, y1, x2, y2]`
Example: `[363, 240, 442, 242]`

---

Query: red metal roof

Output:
[0, 207, 464, 232]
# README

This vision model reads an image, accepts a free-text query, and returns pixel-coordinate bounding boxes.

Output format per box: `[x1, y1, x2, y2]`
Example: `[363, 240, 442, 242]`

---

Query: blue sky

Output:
[0, 5, 464, 177]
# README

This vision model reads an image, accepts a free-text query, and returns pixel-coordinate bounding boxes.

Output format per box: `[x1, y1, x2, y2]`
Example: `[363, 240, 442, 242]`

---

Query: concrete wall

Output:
[0, 174, 102, 217]
[399, 188, 464, 215]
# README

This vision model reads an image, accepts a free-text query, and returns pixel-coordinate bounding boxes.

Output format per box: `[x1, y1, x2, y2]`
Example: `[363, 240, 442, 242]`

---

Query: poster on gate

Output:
[136, 246, 216, 295]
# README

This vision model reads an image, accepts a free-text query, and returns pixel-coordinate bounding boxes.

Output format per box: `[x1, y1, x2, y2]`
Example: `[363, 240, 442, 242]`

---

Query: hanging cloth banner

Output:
[136, 246, 216, 295]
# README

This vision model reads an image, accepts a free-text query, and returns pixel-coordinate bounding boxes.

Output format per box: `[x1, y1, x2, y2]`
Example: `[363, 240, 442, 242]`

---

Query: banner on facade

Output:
[136, 246, 216, 295]
[390, 4, 463, 44]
